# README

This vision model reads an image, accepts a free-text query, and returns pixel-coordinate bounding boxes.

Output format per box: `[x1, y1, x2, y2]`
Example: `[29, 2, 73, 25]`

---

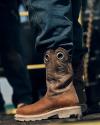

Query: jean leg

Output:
[27, 0, 73, 54]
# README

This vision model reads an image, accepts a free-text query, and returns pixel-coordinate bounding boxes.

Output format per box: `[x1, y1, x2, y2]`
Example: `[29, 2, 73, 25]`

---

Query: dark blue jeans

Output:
[27, 0, 83, 61]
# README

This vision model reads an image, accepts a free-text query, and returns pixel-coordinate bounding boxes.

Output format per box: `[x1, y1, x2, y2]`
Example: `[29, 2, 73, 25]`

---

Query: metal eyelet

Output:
[44, 54, 49, 63]
[57, 52, 64, 60]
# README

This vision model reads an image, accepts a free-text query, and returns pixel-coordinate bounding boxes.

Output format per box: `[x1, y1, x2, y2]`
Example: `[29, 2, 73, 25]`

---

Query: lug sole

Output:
[15, 106, 82, 121]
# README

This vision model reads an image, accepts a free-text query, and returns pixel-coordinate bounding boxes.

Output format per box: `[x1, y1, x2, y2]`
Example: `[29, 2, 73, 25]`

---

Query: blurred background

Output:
[0, 0, 100, 116]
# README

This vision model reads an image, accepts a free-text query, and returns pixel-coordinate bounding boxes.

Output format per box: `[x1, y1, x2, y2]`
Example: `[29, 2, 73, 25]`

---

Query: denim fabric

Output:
[27, 0, 73, 53]
[27, 0, 84, 61]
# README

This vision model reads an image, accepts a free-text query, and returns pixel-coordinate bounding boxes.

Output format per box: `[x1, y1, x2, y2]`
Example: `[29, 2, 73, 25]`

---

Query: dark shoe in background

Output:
[0, 92, 5, 115]
[0, 105, 5, 115]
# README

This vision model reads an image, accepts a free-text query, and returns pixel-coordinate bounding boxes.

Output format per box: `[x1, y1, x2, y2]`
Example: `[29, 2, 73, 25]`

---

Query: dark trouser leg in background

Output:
[15, 0, 85, 121]
[1, 51, 33, 107]
[0, 5, 33, 107]
[71, 0, 87, 112]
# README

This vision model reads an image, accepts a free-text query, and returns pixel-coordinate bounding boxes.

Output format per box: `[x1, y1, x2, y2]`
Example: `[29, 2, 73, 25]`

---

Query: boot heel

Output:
[58, 106, 82, 119]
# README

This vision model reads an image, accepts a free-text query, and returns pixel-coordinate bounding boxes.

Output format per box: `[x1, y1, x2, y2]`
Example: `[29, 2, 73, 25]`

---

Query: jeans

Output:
[27, 0, 83, 61]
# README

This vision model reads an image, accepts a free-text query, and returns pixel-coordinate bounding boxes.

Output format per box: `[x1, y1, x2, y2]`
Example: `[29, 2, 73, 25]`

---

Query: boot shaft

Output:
[44, 47, 73, 96]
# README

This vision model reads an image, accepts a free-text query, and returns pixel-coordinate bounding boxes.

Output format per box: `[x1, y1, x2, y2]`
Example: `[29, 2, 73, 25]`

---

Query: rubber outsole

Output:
[15, 106, 82, 121]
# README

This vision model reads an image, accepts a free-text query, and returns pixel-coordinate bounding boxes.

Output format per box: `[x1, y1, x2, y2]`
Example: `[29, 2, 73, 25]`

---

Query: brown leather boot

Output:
[15, 47, 82, 121]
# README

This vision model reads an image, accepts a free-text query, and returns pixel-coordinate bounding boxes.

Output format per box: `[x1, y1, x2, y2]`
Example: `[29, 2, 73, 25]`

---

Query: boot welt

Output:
[15, 106, 82, 121]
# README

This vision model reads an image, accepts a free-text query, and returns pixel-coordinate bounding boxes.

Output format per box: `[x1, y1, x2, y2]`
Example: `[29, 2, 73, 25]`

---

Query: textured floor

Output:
[0, 113, 100, 125]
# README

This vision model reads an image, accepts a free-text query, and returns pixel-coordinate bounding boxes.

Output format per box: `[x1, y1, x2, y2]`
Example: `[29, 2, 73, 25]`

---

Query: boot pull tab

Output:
[44, 53, 50, 63]
[57, 52, 64, 60]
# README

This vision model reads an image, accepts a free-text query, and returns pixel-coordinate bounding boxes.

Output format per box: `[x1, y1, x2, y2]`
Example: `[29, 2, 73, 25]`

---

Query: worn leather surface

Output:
[16, 48, 79, 115]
